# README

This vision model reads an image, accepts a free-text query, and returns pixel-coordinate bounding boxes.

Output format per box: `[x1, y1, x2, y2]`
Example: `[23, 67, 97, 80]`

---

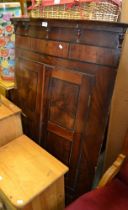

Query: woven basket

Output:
[30, 1, 120, 22]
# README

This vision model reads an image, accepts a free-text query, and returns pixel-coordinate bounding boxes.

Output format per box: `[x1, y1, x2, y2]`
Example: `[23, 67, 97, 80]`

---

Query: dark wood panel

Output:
[81, 67, 116, 168]
[69, 44, 120, 66]
[46, 132, 72, 165]
[21, 26, 119, 48]
[15, 47, 101, 74]
[12, 58, 44, 142]
[52, 69, 82, 85]
[80, 30, 119, 48]
[15, 35, 31, 49]
[48, 121, 73, 141]
[14, 19, 127, 35]
[71, 151, 94, 197]
[42, 67, 95, 199]
[21, 114, 39, 143]
[15, 59, 40, 114]
[49, 78, 79, 130]
[15, 66, 37, 113]
[16, 35, 119, 67]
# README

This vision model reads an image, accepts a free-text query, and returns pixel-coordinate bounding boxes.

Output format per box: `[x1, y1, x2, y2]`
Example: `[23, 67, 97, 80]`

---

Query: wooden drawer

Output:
[69, 43, 119, 67]
[31, 38, 69, 58]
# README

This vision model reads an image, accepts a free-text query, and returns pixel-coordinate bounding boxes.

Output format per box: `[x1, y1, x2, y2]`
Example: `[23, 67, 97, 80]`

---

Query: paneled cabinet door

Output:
[12, 58, 44, 143]
[42, 67, 95, 201]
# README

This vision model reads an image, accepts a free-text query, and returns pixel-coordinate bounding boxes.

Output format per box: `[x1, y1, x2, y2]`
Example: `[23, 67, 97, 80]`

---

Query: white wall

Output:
[103, 0, 128, 170]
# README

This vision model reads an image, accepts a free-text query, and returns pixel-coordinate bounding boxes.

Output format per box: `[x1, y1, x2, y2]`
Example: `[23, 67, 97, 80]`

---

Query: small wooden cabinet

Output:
[11, 18, 127, 203]
[0, 135, 68, 210]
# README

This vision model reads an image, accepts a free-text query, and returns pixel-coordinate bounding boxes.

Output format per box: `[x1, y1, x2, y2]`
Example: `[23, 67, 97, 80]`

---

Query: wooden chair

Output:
[65, 131, 128, 210]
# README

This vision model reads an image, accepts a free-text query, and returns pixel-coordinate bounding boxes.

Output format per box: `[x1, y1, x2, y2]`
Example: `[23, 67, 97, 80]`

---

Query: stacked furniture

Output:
[0, 96, 68, 210]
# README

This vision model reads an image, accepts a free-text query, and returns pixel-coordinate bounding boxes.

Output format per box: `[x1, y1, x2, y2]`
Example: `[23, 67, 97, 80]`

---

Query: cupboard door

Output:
[12, 58, 44, 143]
[42, 67, 95, 201]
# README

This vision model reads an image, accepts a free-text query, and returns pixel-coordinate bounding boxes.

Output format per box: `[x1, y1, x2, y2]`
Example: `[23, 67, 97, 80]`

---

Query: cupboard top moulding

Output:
[12, 18, 128, 74]
[11, 18, 128, 204]
[12, 18, 128, 53]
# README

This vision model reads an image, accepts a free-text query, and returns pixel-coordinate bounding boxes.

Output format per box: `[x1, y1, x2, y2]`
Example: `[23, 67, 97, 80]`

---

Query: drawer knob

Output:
[59, 44, 63, 49]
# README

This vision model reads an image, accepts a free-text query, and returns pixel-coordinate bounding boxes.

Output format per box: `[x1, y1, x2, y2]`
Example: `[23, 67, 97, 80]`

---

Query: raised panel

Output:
[49, 78, 79, 130]
[15, 67, 37, 112]
[46, 132, 72, 165]
[15, 59, 40, 114]
[48, 121, 74, 142]
[42, 67, 95, 198]
[13, 58, 44, 141]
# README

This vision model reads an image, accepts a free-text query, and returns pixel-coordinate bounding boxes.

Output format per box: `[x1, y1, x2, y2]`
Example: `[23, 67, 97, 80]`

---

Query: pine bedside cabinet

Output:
[0, 135, 68, 210]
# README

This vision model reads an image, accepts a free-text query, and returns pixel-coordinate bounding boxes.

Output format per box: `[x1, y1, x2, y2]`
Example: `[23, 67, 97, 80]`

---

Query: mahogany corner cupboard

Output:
[11, 18, 127, 203]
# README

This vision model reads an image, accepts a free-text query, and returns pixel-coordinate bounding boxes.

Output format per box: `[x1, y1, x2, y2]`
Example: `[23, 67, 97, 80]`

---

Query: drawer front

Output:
[69, 43, 119, 67]
[31, 38, 69, 58]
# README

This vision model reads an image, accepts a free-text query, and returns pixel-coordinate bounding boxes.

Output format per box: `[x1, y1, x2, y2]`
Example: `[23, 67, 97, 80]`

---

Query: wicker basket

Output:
[30, 1, 120, 22]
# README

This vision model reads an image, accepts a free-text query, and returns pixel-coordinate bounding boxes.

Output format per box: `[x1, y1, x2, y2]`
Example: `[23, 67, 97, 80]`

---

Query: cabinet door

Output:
[12, 58, 44, 143]
[42, 67, 95, 201]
